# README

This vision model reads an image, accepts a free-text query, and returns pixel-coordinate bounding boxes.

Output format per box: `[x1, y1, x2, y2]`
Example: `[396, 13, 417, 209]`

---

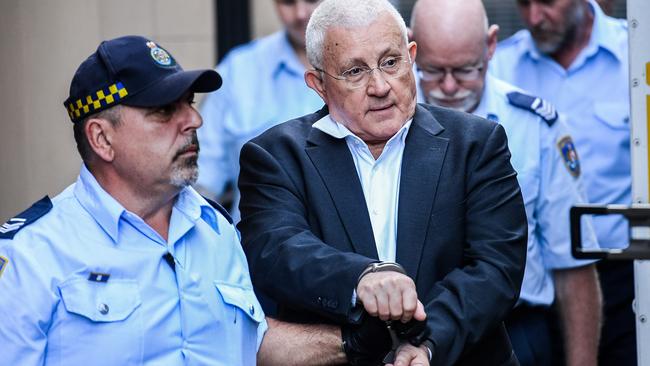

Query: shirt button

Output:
[248, 304, 255, 316]
[98, 303, 109, 315]
[372, 209, 379, 215]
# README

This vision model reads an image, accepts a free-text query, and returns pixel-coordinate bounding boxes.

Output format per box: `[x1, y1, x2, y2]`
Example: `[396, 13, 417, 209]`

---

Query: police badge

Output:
[557, 135, 581, 178]
[0, 256, 7, 279]
[146, 41, 175, 67]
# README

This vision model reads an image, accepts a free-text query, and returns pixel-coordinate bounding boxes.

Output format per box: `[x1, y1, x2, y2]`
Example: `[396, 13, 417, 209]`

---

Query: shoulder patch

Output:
[0, 256, 7, 278]
[557, 135, 581, 178]
[201, 196, 233, 225]
[506, 91, 558, 126]
[0, 196, 53, 239]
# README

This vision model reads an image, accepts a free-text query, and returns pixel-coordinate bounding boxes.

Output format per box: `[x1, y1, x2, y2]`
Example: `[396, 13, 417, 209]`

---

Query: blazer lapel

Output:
[396, 105, 448, 279]
[305, 123, 379, 260]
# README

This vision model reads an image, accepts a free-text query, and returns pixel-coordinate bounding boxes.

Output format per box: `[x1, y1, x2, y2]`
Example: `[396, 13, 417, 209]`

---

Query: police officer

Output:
[197, 0, 324, 223]
[0, 35, 369, 366]
[490, 0, 633, 364]
[411, 1, 601, 365]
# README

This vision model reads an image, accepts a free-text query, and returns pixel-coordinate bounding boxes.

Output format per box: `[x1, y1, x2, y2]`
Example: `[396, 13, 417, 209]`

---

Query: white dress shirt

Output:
[313, 114, 412, 262]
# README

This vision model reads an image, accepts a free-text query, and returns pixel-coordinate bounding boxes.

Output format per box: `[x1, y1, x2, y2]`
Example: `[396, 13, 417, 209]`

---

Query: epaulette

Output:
[202, 196, 233, 225]
[0, 196, 52, 239]
[507, 91, 558, 126]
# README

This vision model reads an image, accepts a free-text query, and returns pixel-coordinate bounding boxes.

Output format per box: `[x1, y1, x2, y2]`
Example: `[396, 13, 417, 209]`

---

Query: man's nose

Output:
[439, 72, 460, 96]
[366, 69, 391, 96]
[181, 104, 203, 131]
[527, 2, 546, 27]
[295, 1, 309, 21]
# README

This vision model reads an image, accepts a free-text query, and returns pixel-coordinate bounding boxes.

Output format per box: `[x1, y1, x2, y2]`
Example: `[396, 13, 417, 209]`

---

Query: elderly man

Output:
[410, 1, 602, 365]
[197, 0, 324, 222]
[237, 0, 528, 365]
[0, 35, 365, 366]
[490, 0, 633, 364]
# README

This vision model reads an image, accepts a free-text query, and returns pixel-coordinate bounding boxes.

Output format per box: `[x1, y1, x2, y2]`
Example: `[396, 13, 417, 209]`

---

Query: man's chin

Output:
[170, 162, 199, 188]
[531, 32, 563, 54]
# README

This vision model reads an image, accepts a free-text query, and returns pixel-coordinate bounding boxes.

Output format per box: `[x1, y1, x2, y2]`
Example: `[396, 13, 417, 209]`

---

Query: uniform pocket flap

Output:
[59, 278, 141, 322]
[593, 102, 629, 129]
[214, 281, 264, 323]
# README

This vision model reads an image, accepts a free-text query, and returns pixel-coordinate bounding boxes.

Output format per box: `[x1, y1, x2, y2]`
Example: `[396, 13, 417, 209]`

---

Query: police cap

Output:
[63, 35, 222, 123]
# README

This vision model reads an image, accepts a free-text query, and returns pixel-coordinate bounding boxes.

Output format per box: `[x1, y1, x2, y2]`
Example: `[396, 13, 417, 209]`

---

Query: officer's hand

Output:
[356, 271, 426, 322]
[341, 313, 392, 366]
[385, 343, 430, 366]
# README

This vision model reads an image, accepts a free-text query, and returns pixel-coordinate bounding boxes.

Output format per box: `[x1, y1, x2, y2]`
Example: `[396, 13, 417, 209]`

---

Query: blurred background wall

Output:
[0, 0, 625, 221]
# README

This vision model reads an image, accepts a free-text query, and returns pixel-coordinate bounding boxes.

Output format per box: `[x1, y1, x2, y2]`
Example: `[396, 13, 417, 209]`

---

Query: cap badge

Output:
[146, 41, 173, 66]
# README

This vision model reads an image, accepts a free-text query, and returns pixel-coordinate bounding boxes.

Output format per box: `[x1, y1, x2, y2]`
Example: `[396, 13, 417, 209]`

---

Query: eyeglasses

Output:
[315, 56, 413, 89]
[417, 63, 484, 83]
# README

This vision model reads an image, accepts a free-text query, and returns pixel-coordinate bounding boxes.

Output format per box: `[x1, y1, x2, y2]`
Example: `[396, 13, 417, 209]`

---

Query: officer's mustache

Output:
[173, 133, 200, 161]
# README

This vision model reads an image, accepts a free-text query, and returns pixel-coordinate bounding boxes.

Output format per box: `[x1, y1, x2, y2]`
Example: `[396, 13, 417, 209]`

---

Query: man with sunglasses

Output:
[411, 0, 601, 365]
[237, 0, 528, 364]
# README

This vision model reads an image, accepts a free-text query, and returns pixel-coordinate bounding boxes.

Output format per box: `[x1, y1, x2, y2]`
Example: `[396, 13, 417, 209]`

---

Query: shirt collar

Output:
[175, 186, 221, 235]
[585, 0, 625, 62]
[522, 0, 624, 62]
[272, 31, 307, 79]
[73, 164, 219, 243]
[313, 114, 413, 147]
[74, 164, 127, 243]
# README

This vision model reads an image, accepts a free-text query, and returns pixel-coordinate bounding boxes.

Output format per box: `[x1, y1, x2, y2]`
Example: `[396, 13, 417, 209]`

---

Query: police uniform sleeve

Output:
[536, 116, 599, 268]
[196, 57, 238, 199]
[0, 239, 57, 365]
[0, 198, 58, 365]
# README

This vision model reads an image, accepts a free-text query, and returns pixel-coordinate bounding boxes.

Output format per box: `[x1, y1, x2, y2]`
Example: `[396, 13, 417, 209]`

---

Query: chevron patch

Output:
[507, 91, 558, 126]
[0, 196, 52, 240]
[0, 218, 27, 234]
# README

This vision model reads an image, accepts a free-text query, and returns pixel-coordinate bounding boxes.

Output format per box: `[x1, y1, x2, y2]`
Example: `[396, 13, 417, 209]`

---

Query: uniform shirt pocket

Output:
[212, 281, 264, 364]
[593, 102, 629, 130]
[59, 278, 141, 321]
[214, 281, 264, 324]
[54, 278, 143, 366]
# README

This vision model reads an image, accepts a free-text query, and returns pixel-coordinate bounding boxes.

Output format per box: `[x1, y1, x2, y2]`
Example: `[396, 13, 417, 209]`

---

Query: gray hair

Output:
[306, 0, 409, 69]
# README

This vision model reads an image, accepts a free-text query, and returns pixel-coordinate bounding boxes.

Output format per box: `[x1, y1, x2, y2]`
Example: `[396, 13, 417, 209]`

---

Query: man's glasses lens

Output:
[418, 64, 483, 83]
[341, 56, 412, 88]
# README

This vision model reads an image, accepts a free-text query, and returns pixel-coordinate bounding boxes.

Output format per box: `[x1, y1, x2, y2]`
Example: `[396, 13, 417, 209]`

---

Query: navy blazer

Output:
[238, 104, 527, 365]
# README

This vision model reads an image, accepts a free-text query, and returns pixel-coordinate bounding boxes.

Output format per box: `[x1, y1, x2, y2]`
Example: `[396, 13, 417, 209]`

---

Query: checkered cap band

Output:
[67, 82, 128, 121]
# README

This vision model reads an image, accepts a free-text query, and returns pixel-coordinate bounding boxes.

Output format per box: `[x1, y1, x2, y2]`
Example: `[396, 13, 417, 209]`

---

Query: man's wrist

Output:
[357, 261, 407, 285]
[420, 339, 434, 361]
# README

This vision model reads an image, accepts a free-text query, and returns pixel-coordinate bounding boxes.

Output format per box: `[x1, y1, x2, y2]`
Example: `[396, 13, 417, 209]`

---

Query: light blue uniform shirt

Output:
[490, 0, 630, 249]
[197, 31, 324, 222]
[313, 115, 412, 263]
[0, 165, 267, 366]
[472, 75, 599, 305]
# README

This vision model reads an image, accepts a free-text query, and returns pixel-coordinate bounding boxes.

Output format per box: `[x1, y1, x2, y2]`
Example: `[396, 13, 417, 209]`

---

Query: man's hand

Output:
[356, 271, 426, 322]
[385, 343, 430, 366]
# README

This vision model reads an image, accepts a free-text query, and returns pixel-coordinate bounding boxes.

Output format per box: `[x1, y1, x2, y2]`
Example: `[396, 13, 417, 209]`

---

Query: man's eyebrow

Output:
[337, 46, 401, 70]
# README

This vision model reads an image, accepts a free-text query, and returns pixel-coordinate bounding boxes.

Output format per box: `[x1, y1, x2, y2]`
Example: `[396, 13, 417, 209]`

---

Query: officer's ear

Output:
[486, 24, 500, 61]
[85, 116, 117, 163]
